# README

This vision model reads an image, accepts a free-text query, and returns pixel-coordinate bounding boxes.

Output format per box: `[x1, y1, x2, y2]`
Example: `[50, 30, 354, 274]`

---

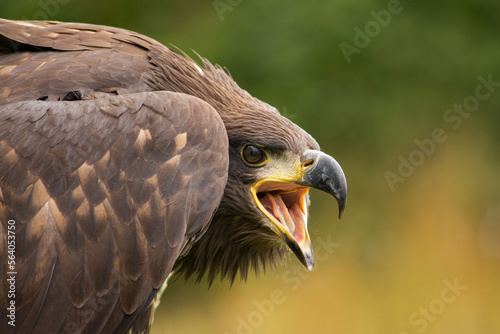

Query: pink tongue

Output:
[265, 193, 295, 234]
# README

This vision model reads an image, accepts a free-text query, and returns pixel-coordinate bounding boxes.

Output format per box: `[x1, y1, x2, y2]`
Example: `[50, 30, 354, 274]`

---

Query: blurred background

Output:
[2, 1, 500, 333]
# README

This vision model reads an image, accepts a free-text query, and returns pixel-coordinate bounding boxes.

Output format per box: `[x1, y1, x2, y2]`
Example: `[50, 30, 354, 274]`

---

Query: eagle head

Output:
[162, 56, 348, 284]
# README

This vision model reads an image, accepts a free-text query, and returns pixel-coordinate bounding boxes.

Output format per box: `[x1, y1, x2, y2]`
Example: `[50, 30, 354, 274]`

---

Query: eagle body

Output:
[0, 19, 347, 333]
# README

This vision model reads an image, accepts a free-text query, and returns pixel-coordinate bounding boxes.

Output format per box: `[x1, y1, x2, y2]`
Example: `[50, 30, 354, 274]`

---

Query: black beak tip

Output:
[304, 252, 315, 271]
[284, 236, 315, 271]
[338, 198, 346, 219]
[335, 177, 348, 219]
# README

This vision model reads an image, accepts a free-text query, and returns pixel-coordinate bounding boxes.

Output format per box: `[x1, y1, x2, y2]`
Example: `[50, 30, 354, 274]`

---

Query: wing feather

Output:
[0, 91, 229, 333]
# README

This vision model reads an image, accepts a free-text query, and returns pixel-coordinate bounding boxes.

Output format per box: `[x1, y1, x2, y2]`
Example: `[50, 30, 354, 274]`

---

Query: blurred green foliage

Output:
[2, 1, 500, 333]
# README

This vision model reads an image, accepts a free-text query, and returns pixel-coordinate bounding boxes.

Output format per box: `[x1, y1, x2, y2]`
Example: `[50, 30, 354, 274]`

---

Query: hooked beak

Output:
[300, 150, 347, 219]
[250, 150, 347, 271]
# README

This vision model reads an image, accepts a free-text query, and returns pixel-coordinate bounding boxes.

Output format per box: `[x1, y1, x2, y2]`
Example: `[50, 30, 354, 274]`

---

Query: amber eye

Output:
[242, 145, 267, 166]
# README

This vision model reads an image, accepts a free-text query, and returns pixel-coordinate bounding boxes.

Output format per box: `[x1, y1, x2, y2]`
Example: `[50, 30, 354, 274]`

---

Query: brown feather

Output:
[1, 90, 228, 333]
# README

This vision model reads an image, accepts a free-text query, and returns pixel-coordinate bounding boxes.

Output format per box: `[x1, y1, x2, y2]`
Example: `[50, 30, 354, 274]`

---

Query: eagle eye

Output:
[242, 145, 268, 166]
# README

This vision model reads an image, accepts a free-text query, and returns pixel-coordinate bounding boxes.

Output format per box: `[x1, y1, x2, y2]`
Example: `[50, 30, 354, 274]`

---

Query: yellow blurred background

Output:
[2, 0, 500, 333]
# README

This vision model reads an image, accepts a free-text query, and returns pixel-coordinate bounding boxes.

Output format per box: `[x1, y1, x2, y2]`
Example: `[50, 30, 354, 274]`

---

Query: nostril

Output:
[303, 159, 314, 169]
[301, 150, 322, 171]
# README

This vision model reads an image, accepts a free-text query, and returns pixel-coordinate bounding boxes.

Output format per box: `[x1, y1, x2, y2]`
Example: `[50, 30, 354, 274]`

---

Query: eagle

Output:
[0, 19, 347, 333]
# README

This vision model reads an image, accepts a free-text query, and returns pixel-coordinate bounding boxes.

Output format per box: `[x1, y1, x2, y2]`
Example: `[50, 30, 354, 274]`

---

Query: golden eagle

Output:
[0, 19, 347, 333]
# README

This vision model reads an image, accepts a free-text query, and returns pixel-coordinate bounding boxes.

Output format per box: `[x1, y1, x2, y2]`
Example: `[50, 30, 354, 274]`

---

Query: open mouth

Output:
[251, 181, 310, 245]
